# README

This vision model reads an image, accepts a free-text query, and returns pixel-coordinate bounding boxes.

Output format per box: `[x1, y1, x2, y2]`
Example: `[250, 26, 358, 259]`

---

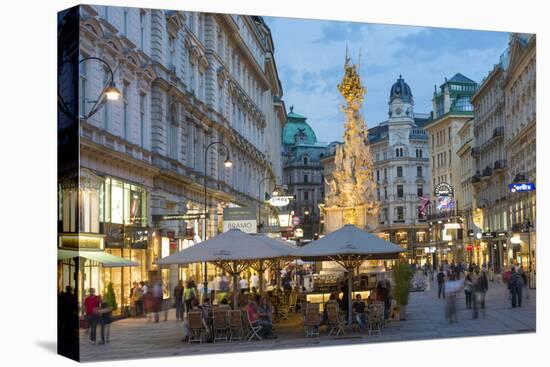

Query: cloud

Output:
[264, 16, 509, 143]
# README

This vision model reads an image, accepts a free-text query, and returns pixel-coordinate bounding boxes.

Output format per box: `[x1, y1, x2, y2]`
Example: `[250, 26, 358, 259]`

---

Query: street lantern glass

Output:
[105, 82, 121, 100]
[272, 189, 279, 197]
[224, 157, 233, 168]
[304, 210, 310, 216]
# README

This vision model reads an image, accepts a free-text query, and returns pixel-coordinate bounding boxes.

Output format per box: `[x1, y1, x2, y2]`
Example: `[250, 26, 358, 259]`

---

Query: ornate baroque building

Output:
[60, 5, 286, 310]
[368, 76, 431, 259]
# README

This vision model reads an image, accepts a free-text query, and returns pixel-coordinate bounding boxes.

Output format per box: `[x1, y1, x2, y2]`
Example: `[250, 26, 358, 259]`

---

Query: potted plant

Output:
[393, 262, 413, 320]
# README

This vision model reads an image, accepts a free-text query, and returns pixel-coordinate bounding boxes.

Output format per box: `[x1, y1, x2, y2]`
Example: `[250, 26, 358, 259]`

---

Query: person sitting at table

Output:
[218, 297, 231, 309]
[181, 298, 209, 342]
[353, 294, 367, 331]
[322, 293, 339, 325]
[201, 297, 212, 322]
[257, 295, 277, 339]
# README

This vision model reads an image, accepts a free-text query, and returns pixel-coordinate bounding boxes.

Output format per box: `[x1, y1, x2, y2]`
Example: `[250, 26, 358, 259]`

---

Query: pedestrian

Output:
[464, 274, 473, 309]
[509, 267, 525, 308]
[131, 282, 143, 317]
[97, 300, 112, 344]
[152, 280, 163, 322]
[83, 288, 102, 345]
[445, 279, 462, 324]
[173, 280, 184, 321]
[519, 266, 529, 300]
[184, 279, 197, 312]
[437, 267, 446, 299]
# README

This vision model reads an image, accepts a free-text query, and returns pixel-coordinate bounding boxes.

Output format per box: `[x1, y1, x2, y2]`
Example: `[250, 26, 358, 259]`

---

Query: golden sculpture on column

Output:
[323, 56, 379, 233]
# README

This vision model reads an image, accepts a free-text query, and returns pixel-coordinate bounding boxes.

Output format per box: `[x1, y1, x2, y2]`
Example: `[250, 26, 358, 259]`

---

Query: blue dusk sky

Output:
[264, 17, 510, 143]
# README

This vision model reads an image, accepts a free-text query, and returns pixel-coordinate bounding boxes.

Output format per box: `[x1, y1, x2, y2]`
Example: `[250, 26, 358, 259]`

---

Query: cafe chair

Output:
[229, 310, 244, 342]
[303, 303, 320, 339]
[326, 303, 346, 337]
[212, 310, 230, 343]
[187, 311, 206, 344]
[246, 311, 263, 342]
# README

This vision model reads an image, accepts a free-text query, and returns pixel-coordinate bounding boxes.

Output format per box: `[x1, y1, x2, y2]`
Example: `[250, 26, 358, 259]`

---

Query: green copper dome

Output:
[282, 106, 317, 146]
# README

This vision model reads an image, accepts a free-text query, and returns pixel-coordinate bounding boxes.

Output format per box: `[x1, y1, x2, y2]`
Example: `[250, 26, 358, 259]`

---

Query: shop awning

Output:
[57, 249, 139, 267]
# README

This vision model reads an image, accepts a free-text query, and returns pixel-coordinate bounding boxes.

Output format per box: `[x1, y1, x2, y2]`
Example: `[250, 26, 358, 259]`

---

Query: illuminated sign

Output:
[152, 213, 207, 222]
[267, 196, 293, 207]
[509, 182, 535, 193]
[292, 216, 300, 226]
[294, 228, 304, 238]
[434, 182, 454, 197]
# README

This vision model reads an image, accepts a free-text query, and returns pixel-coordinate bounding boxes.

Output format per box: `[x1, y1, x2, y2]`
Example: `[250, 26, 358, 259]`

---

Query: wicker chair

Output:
[212, 310, 230, 343]
[303, 303, 320, 338]
[187, 311, 206, 344]
[229, 309, 244, 342]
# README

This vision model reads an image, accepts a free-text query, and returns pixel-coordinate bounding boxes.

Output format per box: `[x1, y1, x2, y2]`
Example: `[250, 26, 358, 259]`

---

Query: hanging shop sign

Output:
[434, 182, 454, 197]
[292, 216, 301, 226]
[294, 228, 304, 238]
[105, 223, 124, 247]
[267, 196, 294, 207]
[152, 213, 208, 222]
[509, 182, 535, 193]
[222, 207, 257, 233]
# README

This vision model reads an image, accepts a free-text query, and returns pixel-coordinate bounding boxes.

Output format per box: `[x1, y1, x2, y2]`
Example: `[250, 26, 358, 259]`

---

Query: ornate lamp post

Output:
[203, 141, 232, 297]
[58, 56, 121, 122]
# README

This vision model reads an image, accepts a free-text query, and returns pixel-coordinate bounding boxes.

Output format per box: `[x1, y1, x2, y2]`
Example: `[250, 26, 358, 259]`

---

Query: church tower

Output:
[387, 75, 415, 126]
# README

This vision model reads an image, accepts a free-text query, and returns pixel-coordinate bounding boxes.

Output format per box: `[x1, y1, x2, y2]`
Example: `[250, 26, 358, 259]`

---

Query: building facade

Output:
[58, 5, 286, 311]
[503, 34, 536, 280]
[424, 73, 477, 266]
[282, 107, 328, 241]
[470, 58, 508, 271]
[369, 76, 431, 261]
[456, 118, 474, 265]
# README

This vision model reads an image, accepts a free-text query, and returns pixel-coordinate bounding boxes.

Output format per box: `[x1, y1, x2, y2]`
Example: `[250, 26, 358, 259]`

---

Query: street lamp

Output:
[58, 56, 121, 122]
[203, 141, 232, 297]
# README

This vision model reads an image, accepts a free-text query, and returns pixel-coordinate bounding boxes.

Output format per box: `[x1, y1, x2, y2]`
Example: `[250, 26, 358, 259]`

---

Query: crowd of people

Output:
[431, 260, 528, 323]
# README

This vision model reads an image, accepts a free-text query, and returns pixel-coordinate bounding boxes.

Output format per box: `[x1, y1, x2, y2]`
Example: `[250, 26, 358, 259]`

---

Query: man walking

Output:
[173, 280, 184, 321]
[437, 267, 446, 299]
[509, 267, 525, 308]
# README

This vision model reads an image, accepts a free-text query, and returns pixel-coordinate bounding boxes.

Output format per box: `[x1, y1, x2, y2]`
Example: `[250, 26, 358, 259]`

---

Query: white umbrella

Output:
[156, 229, 293, 307]
[296, 224, 404, 326]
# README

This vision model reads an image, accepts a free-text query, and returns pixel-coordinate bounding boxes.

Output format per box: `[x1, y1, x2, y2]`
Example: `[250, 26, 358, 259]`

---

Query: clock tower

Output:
[387, 75, 415, 126]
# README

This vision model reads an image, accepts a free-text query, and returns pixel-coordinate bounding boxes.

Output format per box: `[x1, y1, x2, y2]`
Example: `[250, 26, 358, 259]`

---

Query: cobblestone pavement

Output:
[79, 278, 535, 362]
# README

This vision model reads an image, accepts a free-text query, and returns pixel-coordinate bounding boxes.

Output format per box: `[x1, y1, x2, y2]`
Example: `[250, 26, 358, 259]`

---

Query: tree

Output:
[393, 262, 413, 319]
[103, 282, 118, 311]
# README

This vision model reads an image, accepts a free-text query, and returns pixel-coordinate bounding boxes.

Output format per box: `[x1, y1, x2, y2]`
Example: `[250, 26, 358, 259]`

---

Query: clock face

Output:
[395, 107, 402, 115]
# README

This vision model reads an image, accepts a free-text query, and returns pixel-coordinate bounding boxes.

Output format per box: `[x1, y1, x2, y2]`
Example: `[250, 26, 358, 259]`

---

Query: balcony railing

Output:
[471, 172, 481, 184]
[471, 147, 480, 157]
[482, 166, 493, 178]
[494, 159, 507, 171]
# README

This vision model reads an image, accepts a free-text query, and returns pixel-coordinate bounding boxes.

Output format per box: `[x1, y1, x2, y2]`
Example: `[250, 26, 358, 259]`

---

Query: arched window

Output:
[303, 156, 308, 165]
